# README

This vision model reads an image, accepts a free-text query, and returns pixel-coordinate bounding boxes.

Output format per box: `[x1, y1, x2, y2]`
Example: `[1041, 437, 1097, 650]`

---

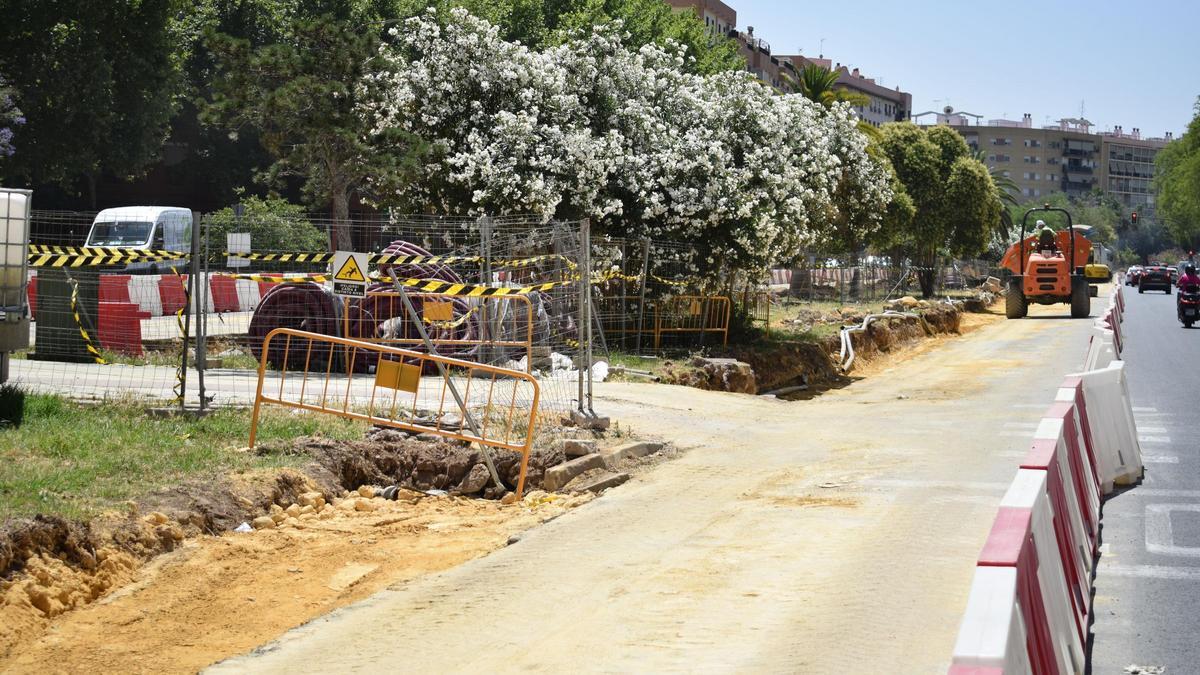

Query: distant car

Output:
[1139, 265, 1172, 294]
[1125, 266, 1143, 286]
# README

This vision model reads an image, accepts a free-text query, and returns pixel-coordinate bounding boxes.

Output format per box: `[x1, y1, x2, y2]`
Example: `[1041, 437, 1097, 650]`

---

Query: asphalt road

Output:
[1089, 283, 1200, 673]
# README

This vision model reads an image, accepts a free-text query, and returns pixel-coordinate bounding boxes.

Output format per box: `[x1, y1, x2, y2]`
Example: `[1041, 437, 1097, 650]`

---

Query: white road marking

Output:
[1146, 504, 1200, 557]
[1142, 455, 1181, 464]
[1098, 564, 1200, 581]
[1136, 427, 1168, 434]
[1139, 435, 1172, 444]
[1132, 407, 1159, 413]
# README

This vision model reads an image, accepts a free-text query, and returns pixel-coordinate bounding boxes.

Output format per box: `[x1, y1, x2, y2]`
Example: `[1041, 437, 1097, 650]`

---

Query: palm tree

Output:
[782, 63, 870, 109]
[974, 149, 1019, 239]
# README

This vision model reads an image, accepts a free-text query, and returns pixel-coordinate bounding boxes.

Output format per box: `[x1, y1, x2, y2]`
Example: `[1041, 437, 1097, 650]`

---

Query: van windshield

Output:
[87, 221, 153, 247]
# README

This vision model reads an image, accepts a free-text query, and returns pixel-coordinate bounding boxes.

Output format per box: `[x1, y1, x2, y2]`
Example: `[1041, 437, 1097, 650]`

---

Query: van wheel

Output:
[1071, 277, 1090, 318]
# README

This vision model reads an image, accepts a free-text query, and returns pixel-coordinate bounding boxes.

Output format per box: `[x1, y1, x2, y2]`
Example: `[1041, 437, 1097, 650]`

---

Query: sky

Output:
[727, 0, 1199, 137]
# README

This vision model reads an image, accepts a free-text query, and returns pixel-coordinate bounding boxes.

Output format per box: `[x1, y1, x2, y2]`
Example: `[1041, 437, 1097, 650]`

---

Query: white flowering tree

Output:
[361, 8, 892, 275]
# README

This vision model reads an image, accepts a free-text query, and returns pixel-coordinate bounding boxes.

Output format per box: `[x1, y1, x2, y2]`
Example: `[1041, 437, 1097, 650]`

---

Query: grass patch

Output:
[0, 394, 365, 521]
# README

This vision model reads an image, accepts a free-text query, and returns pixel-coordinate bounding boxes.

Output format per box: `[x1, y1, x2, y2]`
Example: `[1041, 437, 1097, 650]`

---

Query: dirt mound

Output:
[293, 431, 564, 499]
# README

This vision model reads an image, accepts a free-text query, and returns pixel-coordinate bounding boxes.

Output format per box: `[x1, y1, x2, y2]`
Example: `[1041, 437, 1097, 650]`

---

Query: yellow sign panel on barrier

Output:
[375, 358, 421, 393]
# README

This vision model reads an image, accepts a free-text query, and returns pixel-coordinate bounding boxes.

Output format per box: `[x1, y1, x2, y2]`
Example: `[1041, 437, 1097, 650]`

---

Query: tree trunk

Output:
[918, 247, 937, 298]
[330, 189, 353, 251]
[85, 172, 98, 210]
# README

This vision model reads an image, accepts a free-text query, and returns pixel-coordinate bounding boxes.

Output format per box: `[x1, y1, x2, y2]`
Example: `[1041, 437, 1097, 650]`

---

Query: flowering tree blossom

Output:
[362, 9, 891, 273]
[0, 75, 24, 159]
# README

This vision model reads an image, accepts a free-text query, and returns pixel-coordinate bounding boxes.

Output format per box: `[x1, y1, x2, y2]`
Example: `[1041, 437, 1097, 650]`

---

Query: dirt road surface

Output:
[211, 302, 1100, 673]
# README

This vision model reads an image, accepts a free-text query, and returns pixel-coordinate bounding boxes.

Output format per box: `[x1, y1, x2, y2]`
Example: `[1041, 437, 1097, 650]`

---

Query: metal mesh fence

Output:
[10, 206, 1008, 413]
[16, 209, 197, 403]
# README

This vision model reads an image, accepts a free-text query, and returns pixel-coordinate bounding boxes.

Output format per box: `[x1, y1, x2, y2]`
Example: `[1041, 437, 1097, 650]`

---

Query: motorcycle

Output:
[1178, 283, 1200, 328]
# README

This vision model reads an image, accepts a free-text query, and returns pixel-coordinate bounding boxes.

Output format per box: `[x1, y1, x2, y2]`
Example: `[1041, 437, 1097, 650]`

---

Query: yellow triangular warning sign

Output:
[334, 255, 367, 282]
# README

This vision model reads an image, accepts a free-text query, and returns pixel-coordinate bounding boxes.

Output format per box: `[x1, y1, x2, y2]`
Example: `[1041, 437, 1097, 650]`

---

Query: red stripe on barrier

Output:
[159, 274, 187, 315]
[99, 274, 132, 304]
[210, 274, 240, 313]
[978, 507, 1060, 675]
[1040, 402, 1099, 545]
[97, 301, 150, 356]
[1021, 438, 1090, 643]
[1060, 377, 1101, 491]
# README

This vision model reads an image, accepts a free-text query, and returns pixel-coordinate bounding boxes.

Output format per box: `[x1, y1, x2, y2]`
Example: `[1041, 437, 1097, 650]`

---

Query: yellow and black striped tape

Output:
[214, 273, 331, 284]
[29, 249, 189, 267]
[375, 275, 573, 297]
[68, 280, 106, 365]
[224, 251, 576, 270]
[29, 244, 190, 257]
[170, 269, 188, 404]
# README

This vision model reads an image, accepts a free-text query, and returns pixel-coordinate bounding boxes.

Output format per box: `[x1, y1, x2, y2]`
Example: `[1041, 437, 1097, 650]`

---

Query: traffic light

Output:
[1131, 211, 1138, 224]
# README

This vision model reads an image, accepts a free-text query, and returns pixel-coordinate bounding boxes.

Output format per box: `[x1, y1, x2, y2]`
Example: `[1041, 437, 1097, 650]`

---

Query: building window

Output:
[992, 137, 1011, 146]
[995, 154, 1011, 162]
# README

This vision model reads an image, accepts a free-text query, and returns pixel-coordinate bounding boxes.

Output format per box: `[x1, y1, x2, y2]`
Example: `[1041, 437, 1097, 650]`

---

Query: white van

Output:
[85, 206, 191, 271]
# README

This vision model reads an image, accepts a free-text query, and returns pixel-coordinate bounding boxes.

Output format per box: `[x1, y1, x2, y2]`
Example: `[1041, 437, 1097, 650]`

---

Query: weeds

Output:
[0, 394, 365, 520]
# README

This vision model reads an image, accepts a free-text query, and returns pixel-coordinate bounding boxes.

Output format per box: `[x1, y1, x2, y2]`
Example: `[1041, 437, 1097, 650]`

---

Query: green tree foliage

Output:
[875, 123, 1001, 296]
[203, 1, 425, 249]
[1004, 191, 1120, 247]
[0, 0, 184, 203]
[1156, 97, 1200, 247]
[420, 0, 744, 74]
[205, 195, 327, 252]
[783, 63, 870, 108]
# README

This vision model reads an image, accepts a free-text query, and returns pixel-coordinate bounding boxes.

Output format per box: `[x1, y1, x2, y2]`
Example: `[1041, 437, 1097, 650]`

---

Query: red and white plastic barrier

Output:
[949, 566, 1031, 674]
[29, 272, 264, 319]
[1067, 361, 1143, 492]
[951, 279, 1141, 673]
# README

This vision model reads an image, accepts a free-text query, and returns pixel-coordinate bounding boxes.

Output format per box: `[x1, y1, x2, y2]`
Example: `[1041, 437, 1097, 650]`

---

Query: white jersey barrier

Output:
[1066, 361, 1143, 492]
[951, 283, 1140, 673]
[948, 566, 1031, 675]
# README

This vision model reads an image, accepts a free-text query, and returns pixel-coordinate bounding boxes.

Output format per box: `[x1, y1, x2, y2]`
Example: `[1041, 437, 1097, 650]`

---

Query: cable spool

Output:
[247, 282, 341, 369]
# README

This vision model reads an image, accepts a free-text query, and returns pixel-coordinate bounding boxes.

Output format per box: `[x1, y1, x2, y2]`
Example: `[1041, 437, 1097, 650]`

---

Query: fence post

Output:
[635, 237, 650, 354]
[581, 218, 595, 414]
[198, 212, 209, 411]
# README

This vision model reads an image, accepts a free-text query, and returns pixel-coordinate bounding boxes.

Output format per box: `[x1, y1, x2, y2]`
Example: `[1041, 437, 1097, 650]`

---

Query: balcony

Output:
[1063, 148, 1095, 158]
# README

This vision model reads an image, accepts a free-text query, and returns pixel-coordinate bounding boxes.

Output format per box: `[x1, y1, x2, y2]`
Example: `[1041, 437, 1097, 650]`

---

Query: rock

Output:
[557, 438, 598, 457]
[499, 492, 518, 505]
[299, 504, 315, 516]
[270, 511, 287, 524]
[269, 504, 284, 515]
[543, 453, 606, 491]
[318, 510, 335, 520]
[696, 357, 757, 394]
[285, 504, 302, 519]
[297, 492, 323, 507]
[144, 511, 169, 525]
[353, 499, 376, 512]
[251, 516, 275, 530]
[336, 499, 356, 512]
[289, 518, 305, 530]
[598, 442, 664, 470]
[892, 295, 920, 310]
[357, 486, 376, 499]
[459, 464, 490, 494]
[571, 471, 631, 493]
[366, 427, 408, 443]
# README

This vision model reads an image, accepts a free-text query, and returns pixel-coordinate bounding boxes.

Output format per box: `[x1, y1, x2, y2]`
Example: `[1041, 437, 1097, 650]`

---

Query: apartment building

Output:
[932, 114, 1170, 215]
[1100, 127, 1173, 222]
[665, 0, 911, 123]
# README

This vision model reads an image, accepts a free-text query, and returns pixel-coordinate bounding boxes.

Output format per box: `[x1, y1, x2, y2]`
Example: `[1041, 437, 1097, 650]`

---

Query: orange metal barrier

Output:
[653, 295, 730, 348]
[342, 292, 534, 372]
[595, 294, 731, 349]
[249, 328, 541, 497]
[735, 289, 771, 337]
